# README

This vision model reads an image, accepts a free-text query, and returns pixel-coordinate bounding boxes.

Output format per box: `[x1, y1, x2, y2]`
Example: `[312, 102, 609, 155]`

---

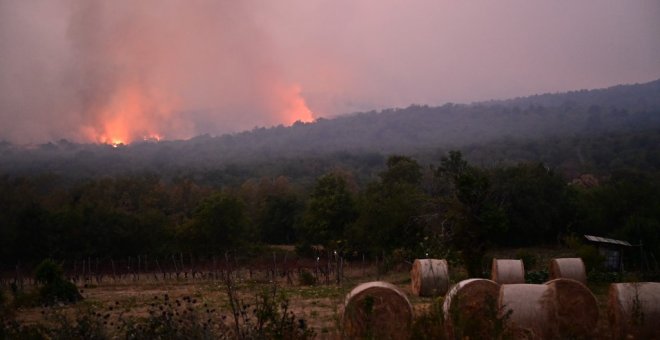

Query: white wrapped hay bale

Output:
[442, 278, 500, 339]
[549, 258, 587, 284]
[499, 283, 555, 339]
[410, 259, 449, 297]
[341, 281, 413, 339]
[491, 259, 525, 284]
[499, 279, 598, 339]
[609, 282, 660, 339]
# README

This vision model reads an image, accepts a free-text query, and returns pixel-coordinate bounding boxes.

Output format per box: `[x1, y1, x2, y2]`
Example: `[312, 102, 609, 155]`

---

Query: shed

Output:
[584, 235, 632, 271]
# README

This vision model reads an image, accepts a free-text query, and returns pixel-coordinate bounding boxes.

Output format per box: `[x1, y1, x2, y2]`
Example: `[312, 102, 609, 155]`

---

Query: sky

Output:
[1, 0, 659, 144]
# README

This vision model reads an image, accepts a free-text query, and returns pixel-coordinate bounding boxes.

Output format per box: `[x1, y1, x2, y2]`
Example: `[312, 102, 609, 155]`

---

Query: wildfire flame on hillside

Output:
[278, 84, 315, 125]
[81, 84, 178, 145]
[82, 83, 314, 146]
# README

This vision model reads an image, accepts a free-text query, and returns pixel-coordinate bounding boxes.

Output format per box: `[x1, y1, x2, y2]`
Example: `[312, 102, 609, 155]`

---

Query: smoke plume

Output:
[1, 0, 658, 144]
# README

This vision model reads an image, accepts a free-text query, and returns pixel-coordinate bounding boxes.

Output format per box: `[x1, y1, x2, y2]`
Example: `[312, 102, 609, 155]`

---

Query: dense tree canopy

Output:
[0, 150, 658, 274]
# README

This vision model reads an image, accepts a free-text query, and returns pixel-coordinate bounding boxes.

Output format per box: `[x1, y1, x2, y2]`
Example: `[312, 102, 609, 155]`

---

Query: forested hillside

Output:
[1, 79, 659, 184]
[1, 80, 659, 274]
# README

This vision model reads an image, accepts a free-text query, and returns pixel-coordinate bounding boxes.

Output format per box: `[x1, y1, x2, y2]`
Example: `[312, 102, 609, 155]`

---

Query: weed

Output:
[224, 275, 315, 340]
[410, 297, 446, 340]
[449, 293, 513, 340]
[525, 269, 549, 284]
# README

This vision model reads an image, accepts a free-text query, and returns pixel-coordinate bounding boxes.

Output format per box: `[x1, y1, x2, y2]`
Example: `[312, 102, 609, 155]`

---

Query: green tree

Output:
[350, 155, 429, 254]
[436, 152, 506, 277]
[185, 192, 252, 254]
[258, 193, 303, 244]
[300, 173, 357, 246]
[492, 163, 573, 246]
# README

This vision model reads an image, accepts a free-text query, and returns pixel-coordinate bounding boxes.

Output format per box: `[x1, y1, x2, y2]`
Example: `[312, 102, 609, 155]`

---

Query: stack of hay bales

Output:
[609, 282, 660, 339]
[500, 278, 599, 339]
[410, 259, 449, 297]
[549, 258, 587, 284]
[341, 281, 414, 339]
[491, 259, 525, 284]
[442, 279, 500, 339]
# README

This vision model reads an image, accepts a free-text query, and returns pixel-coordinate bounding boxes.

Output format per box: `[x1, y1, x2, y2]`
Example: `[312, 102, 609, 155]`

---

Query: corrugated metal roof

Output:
[584, 235, 632, 247]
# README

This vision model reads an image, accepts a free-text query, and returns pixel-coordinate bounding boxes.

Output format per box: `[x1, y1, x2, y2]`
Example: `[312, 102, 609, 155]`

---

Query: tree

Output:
[185, 192, 251, 254]
[349, 155, 429, 255]
[491, 163, 573, 246]
[436, 151, 506, 277]
[258, 193, 303, 244]
[300, 173, 357, 246]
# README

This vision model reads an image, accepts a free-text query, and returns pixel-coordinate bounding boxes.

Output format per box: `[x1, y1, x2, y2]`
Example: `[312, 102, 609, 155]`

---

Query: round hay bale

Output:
[442, 279, 500, 339]
[546, 278, 599, 338]
[342, 281, 413, 339]
[499, 283, 556, 339]
[410, 259, 449, 297]
[491, 259, 525, 284]
[609, 282, 660, 339]
[549, 258, 587, 284]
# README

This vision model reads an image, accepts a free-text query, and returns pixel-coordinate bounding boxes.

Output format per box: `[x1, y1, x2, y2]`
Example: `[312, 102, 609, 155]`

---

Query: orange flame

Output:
[83, 82, 313, 144]
[278, 84, 314, 125]
[82, 84, 177, 145]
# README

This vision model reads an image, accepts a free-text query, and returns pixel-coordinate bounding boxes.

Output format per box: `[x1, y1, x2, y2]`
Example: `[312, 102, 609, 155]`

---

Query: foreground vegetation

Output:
[0, 246, 633, 339]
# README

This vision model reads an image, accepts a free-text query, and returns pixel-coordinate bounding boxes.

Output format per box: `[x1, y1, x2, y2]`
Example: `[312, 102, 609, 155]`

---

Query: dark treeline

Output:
[2, 152, 659, 277]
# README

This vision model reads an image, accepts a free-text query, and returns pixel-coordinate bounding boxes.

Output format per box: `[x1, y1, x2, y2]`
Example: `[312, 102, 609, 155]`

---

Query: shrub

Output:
[516, 249, 537, 270]
[576, 245, 605, 272]
[34, 259, 64, 285]
[34, 259, 82, 305]
[449, 294, 513, 339]
[119, 295, 220, 340]
[411, 297, 446, 340]
[525, 270, 549, 284]
[298, 269, 316, 286]
[45, 307, 107, 340]
[294, 243, 316, 258]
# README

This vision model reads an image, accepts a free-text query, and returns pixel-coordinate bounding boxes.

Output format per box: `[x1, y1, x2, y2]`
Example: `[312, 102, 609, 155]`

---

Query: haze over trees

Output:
[0, 80, 659, 274]
[1, 79, 658, 183]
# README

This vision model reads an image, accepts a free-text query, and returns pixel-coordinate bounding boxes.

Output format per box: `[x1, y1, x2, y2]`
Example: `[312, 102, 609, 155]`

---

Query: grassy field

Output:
[1, 247, 630, 338]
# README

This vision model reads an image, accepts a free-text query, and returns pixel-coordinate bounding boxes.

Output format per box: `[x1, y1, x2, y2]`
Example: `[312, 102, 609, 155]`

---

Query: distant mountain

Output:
[1, 79, 659, 181]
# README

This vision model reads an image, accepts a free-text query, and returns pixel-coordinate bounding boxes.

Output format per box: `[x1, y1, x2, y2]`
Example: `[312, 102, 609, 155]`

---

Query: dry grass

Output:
[3, 247, 633, 338]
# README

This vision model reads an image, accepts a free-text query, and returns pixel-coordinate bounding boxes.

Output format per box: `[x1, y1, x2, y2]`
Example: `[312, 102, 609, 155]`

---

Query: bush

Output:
[34, 259, 82, 305]
[576, 245, 605, 273]
[225, 281, 315, 339]
[294, 243, 316, 258]
[34, 259, 64, 285]
[516, 249, 537, 270]
[298, 269, 316, 286]
[39, 280, 83, 305]
[119, 295, 219, 340]
[525, 270, 549, 284]
[1, 307, 106, 340]
[448, 294, 513, 339]
[45, 307, 107, 340]
[411, 297, 446, 340]
[588, 271, 622, 283]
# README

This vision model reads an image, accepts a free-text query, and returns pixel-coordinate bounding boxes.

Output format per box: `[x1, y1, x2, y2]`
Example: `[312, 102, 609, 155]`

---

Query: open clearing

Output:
[8, 247, 619, 338]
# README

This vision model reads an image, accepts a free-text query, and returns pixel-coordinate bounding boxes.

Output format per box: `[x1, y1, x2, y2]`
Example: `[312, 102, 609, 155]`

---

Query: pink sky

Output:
[1, 0, 659, 144]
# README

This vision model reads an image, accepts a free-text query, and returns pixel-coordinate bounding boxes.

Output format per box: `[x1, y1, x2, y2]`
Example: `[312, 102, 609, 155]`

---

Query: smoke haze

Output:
[1, 0, 659, 144]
